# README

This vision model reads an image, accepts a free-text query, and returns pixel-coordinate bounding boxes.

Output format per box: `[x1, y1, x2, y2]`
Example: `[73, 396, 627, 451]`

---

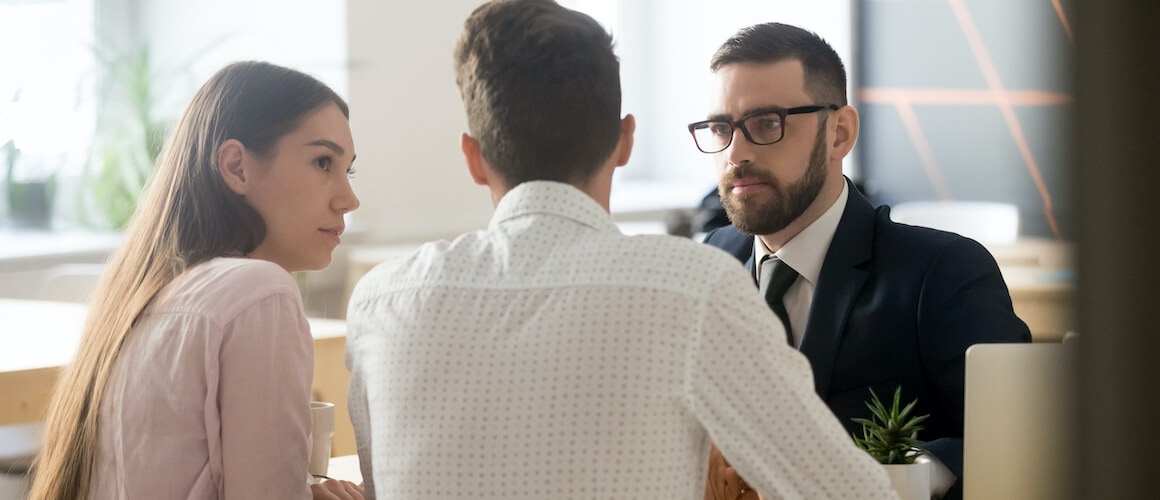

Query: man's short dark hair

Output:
[711, 22, 848, 107]
[454, 0, 622, 187]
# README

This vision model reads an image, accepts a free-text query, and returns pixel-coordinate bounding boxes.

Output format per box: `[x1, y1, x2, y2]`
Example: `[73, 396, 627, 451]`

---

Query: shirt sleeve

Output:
[218, 291, 314, 500]
[685, 264, 898, 499]
[345, 285, 380, 500]
[345, 335, 377, 500]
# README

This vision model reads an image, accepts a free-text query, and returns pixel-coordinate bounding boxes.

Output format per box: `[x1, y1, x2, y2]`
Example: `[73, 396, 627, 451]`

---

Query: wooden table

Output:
[0, 298, 356, 457]
[986, 237, 1076, 342]
[1000, 266, 1075, 342]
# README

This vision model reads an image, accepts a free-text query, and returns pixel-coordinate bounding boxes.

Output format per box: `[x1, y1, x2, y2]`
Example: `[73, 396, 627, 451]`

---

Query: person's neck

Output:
[488, 169, 614, 213]
[757, 176, 845, 253]
[581, 168, 614, 212]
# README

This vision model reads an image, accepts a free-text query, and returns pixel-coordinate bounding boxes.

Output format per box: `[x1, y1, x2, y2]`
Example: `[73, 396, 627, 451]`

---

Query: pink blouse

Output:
[89, 258, 314, 499]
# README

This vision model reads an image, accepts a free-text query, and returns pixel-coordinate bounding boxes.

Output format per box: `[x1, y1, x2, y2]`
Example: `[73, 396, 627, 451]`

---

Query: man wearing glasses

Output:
[694, 23, 1031, 500]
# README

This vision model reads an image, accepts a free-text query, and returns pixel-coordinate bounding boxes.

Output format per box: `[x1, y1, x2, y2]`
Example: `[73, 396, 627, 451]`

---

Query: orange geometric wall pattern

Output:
[857, 0, 1073, 239]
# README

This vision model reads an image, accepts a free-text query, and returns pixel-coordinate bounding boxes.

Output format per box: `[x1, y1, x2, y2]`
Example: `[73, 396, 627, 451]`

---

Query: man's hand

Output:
[704, 445, 760, 500]
[311, 478, 366, 500]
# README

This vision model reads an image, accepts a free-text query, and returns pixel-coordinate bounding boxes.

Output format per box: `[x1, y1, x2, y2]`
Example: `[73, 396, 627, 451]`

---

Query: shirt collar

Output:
[755, 181, 849, 285]
[489, 180, 620, 234]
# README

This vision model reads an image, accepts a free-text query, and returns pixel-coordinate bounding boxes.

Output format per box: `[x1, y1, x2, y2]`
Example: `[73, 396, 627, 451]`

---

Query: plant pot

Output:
[6, 179, 55, 230]
[883, 462, 930, 500]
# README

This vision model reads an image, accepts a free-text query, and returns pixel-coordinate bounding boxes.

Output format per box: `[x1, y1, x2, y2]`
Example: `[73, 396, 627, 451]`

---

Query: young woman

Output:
[29, 61, 364, 500]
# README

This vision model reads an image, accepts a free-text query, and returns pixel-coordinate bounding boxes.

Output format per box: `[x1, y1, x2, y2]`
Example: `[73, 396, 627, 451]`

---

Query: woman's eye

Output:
[346, 167, 357, 179]
[314, 156, 333, 171]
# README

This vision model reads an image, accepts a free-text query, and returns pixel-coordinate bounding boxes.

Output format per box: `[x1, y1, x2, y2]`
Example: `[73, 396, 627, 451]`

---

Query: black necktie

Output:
[758, 255, 799, 346]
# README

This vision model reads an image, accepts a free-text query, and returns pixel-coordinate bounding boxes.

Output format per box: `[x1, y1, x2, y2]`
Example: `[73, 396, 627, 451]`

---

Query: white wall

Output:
[345, 0, 493, 244]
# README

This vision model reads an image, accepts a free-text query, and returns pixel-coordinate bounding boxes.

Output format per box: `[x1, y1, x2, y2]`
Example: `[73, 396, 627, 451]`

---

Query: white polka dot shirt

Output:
[345, 181, 897, 499]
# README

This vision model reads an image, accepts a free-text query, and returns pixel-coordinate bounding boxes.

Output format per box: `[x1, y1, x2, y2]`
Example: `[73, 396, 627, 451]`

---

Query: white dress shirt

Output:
[755, 182, 848, 347]
[346, 181, 894, 500]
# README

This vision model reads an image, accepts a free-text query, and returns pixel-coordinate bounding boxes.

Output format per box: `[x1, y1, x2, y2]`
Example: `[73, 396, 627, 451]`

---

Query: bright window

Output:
[0, 0, 96, 184]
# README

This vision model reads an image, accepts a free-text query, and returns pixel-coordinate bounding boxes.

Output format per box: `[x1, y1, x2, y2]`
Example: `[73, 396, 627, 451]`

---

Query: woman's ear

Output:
[217, 139, 249, 195]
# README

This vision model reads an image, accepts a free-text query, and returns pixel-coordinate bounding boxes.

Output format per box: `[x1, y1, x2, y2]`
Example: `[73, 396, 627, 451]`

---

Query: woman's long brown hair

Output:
[27, 61, 348, 500]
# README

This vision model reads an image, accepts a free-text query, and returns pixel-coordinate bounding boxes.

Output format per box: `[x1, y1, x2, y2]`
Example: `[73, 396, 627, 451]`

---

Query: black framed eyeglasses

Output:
[687, 104, 839, 154]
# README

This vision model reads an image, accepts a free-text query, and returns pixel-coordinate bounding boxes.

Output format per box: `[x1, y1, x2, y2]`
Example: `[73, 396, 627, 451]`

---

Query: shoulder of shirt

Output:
[621, 233, 755, 281]
[349, 231, 749, 307]
[623, 232, 746, 264]
[152, 257, 302, 322]
[348, 236, 467, 305]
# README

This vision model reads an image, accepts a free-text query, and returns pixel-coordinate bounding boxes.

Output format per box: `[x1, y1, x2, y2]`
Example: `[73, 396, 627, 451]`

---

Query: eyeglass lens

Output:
[691, 111, 785, 153]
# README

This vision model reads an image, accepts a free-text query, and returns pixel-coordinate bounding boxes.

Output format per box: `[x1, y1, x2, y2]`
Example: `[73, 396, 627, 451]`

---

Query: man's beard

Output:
[719, 122, 829, 236]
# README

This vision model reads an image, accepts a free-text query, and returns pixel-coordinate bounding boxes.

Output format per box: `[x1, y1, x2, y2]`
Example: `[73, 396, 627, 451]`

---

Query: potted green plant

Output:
[85, 45, 172, 230]
[852, 387, 930, 500]
[85, 38, 226, 229]
[3, 138, 57, 230]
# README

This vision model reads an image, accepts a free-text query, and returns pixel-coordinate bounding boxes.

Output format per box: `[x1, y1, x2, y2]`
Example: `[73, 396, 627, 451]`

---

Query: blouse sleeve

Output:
[218, 291, 314, 500]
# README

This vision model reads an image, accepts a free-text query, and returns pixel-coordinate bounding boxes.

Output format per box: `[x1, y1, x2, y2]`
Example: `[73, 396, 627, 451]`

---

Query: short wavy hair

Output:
[712, 22, 848, 107]
[455, 0, 622, 187]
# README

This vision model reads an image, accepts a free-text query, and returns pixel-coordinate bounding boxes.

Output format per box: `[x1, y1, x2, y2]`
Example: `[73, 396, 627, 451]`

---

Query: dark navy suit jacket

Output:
[703, 179, 1031, 498]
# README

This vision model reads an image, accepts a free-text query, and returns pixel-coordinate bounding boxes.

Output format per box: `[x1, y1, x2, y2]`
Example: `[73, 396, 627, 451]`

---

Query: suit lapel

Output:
[799, 179, 875, 398]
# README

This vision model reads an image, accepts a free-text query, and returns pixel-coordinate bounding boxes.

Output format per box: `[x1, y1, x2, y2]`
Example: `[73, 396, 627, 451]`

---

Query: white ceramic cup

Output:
[309, 401, 336, 477]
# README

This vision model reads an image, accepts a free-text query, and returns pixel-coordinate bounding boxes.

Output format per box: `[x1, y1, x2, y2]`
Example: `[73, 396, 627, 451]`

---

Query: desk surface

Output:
[0, 298, 346, 374]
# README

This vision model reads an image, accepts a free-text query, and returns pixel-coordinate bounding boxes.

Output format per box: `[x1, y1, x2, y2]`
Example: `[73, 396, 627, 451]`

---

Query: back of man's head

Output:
[454, 0, 622, 188]
[711, 22, 848, 107]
